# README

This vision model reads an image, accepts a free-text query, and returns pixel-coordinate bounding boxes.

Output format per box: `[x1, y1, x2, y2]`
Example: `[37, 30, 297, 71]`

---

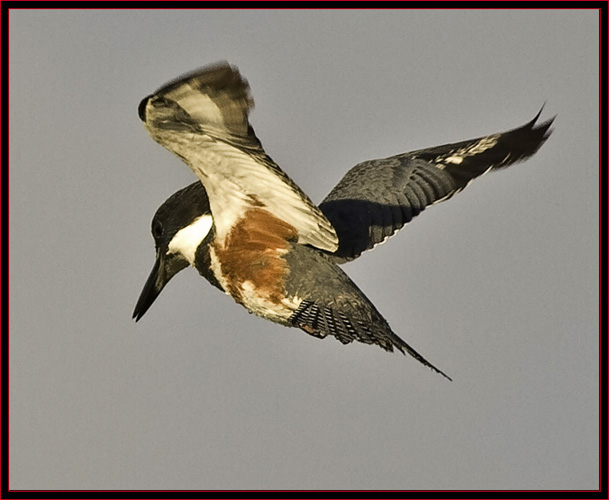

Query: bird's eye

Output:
[152, 221, 163, 239]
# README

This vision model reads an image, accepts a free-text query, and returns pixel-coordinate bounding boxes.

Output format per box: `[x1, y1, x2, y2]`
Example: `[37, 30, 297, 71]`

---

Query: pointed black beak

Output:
[132, 251, 187, 322]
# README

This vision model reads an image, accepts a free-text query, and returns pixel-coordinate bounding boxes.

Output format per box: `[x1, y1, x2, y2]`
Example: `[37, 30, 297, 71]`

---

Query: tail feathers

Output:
[391, 333, 453, 381]
[290, 300, 452, 381]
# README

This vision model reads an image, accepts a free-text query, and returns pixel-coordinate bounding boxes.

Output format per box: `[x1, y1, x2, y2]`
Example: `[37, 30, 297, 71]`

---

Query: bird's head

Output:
[133, 182, 214, 321]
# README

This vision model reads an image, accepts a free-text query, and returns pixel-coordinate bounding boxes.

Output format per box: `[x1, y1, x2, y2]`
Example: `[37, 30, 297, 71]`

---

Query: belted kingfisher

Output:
[133, 62, 554, 380]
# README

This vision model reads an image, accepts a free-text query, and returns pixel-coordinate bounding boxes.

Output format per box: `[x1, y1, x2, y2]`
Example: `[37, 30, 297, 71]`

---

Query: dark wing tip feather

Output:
[138, 94, 153, 122]
[407, 107, 555, 175]
[527, 102, 557, 135]
[484, 106, 556, 171]
[529, 102, 546, 125]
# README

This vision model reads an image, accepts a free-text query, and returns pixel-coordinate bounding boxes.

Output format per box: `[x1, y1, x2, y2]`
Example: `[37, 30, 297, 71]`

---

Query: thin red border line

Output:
[2, 4, 607, 8]
[3, 7, 604, 497]
[600, 2, 604, 493]
[2, 5, 604, 496]
[3, 4, 6, 495]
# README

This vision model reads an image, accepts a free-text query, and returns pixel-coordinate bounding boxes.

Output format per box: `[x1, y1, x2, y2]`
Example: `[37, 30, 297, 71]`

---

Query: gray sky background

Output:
[9, 9, 598, 490]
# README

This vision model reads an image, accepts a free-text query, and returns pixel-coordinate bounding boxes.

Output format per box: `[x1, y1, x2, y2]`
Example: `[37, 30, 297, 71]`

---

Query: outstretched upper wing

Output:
[319, 110, 554, 262]
[139, 61, 338, 253]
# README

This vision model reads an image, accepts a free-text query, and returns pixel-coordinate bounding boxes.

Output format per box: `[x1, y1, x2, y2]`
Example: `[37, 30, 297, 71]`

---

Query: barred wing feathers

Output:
[139, 61, 338, 253]
[320, 111, 554, 261]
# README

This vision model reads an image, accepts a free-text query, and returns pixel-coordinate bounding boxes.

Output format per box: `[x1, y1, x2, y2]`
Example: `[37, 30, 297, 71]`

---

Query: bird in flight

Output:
[134, 61, 554, 380]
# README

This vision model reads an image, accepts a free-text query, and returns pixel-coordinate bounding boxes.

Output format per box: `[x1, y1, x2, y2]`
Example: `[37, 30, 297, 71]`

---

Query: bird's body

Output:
[134, 62, 554, 379]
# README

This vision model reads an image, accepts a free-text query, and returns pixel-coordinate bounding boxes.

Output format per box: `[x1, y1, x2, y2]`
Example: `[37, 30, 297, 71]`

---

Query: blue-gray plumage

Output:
[133, 61, 554, 380]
